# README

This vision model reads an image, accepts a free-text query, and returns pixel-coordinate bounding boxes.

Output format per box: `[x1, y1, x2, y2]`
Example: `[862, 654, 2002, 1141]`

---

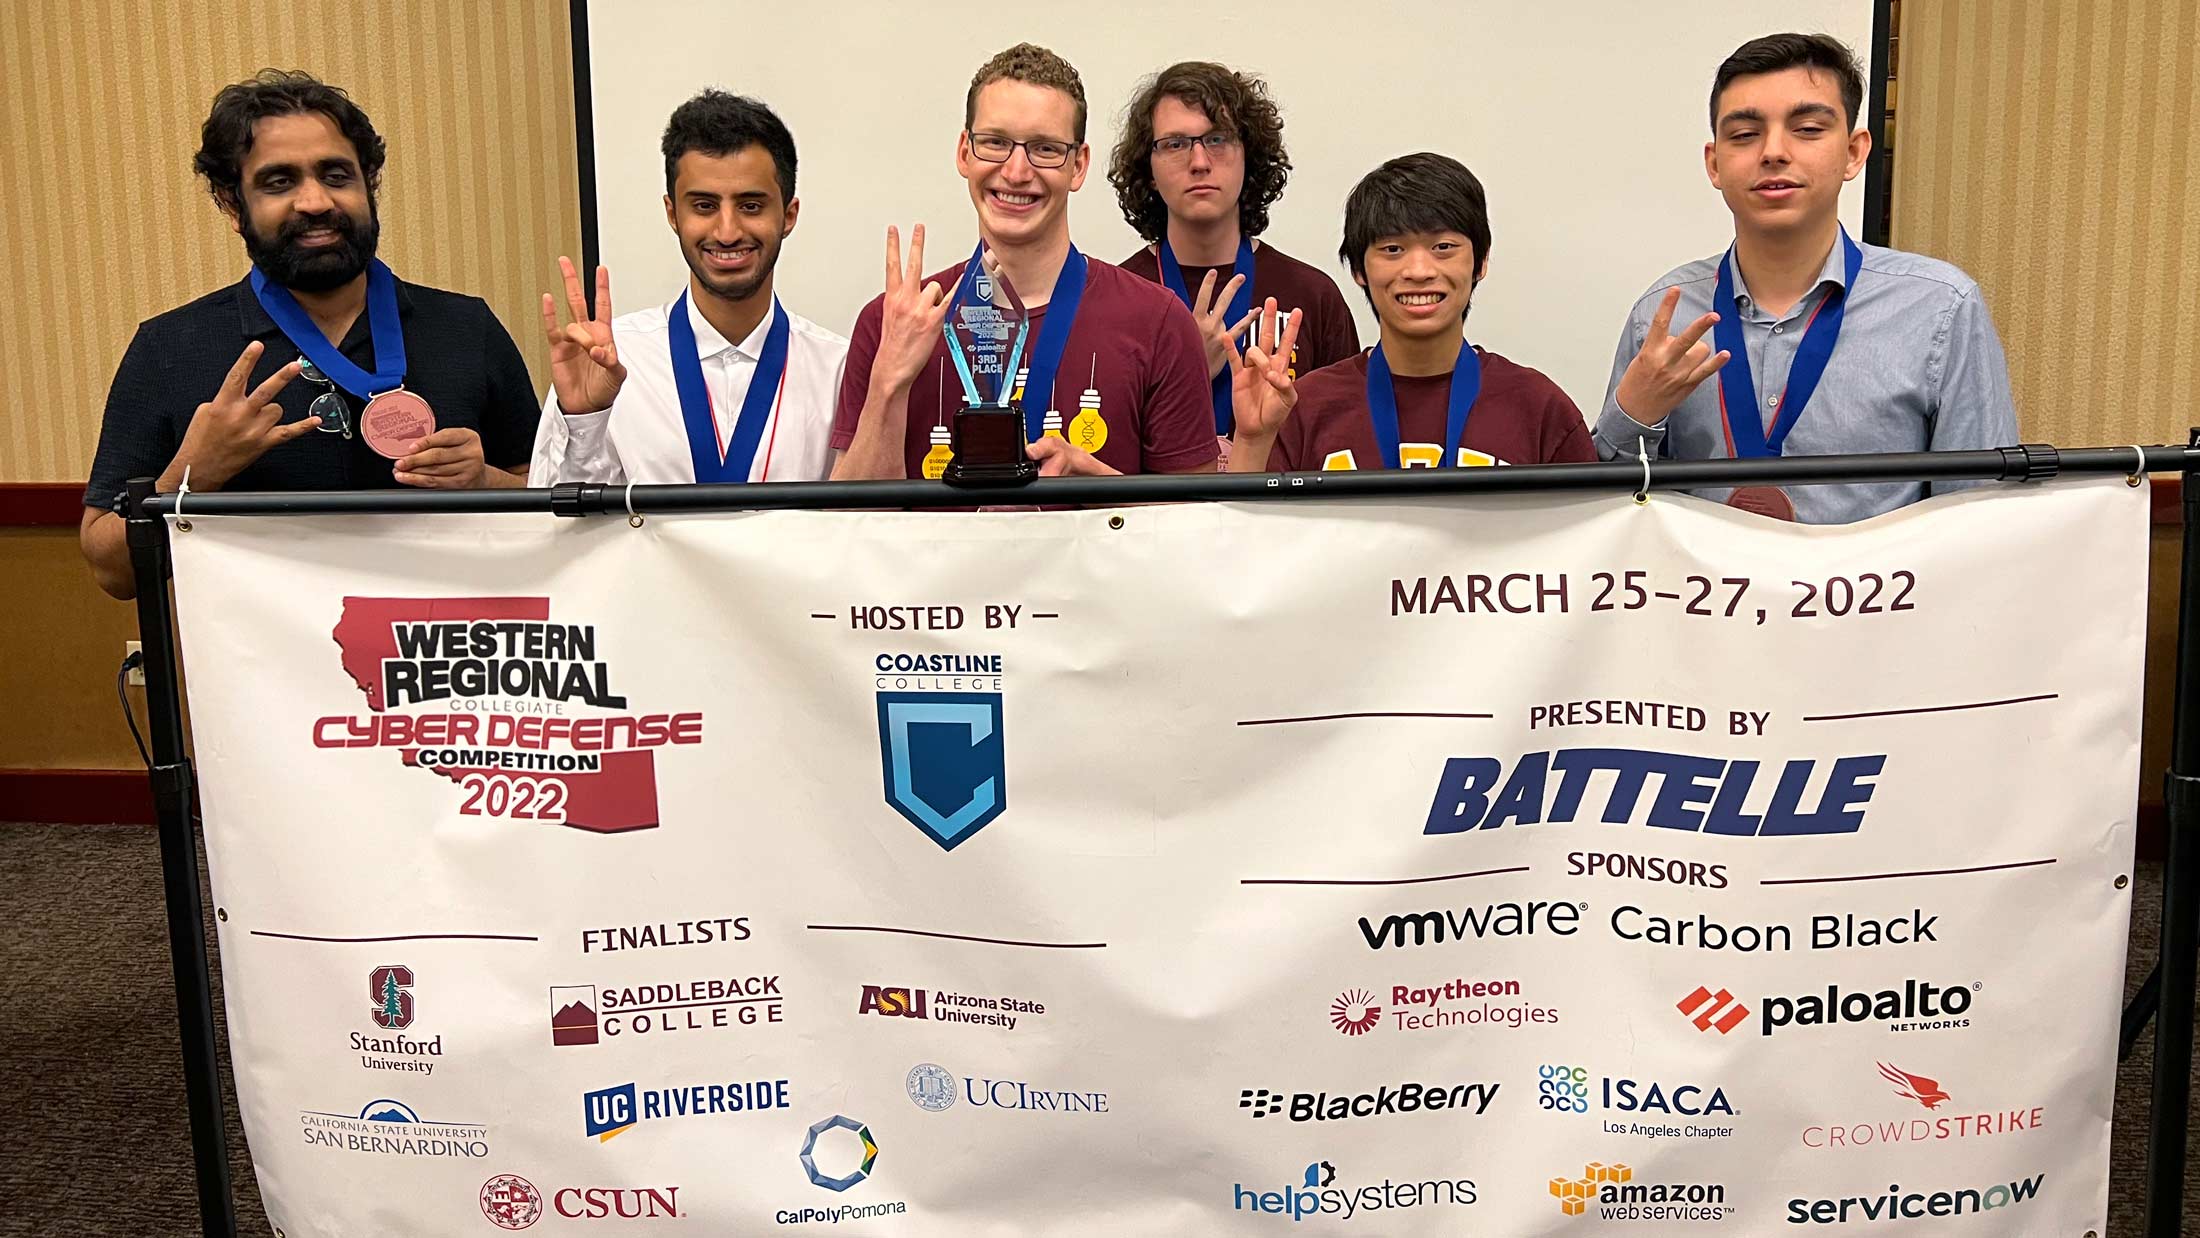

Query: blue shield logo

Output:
[877, 691, 1006, 849]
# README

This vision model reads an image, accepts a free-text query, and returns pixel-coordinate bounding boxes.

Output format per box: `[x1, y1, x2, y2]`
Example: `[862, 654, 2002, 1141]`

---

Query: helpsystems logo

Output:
[1232, 1160, 1477, 1223]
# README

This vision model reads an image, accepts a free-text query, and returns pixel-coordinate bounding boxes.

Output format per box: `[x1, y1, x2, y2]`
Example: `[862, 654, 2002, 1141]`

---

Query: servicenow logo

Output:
[1786, 1174, 2043, 1224]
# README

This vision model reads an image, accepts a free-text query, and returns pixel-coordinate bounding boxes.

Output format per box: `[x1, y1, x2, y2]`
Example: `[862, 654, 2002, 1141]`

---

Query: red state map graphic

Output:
[330, 597, 661, 833]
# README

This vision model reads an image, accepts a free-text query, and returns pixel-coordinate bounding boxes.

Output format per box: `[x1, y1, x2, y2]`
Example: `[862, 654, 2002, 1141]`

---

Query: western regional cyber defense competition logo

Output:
[314, 598, 705, 833]
[872, 651, 1007, 850]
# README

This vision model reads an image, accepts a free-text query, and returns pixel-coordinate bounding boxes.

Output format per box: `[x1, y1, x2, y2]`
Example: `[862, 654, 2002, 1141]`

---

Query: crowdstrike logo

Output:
[1676, 985, 1750, 1034]
[1240, 1081, 1498, 1123]
[1878, 1062, 1950, 1109]
[1786, 1175, 2044, 1224]
[1800, 1063, 2043, 1151]
[1232, 1160, 1478, 1222]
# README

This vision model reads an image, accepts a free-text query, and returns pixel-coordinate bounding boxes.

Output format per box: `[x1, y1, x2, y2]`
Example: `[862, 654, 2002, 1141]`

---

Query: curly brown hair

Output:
[965, 43, 1088, 142]
[1108, 62, 1290, 244]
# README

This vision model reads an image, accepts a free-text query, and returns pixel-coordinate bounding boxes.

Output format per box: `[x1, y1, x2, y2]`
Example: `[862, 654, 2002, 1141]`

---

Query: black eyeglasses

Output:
[1151, 132, 1240, 160]
[297, 361, 354, 438]
[966, 131, 1076, 168]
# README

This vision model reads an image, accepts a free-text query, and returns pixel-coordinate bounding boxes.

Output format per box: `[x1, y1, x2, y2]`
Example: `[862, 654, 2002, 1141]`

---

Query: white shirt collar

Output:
[680, 290, 780, 362]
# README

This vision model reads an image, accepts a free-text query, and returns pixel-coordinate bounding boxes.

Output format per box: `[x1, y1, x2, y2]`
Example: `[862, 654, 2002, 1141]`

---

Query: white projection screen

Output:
[579, 1, 1877, 417]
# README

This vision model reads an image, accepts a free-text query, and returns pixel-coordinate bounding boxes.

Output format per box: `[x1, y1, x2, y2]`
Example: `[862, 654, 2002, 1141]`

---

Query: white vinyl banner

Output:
[169, 480, 2145, 1236]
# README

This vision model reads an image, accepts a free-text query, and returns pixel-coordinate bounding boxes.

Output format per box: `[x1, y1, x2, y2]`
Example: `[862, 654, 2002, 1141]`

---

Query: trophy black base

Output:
[943, 404, 1038, 489]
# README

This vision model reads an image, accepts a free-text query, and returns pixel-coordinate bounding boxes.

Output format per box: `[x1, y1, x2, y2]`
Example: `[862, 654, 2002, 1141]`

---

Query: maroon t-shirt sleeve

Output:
[830, 294, 888, 450]
[1140, 297, 1223, 472]
[1302, 279, 1362, 374]
[1537, 382, 1597, 464]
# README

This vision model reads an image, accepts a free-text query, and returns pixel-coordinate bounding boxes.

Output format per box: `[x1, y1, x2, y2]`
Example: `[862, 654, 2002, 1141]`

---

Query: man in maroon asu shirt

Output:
[1107, 62, 1358, 463]
[831, 43, 1216, 481]
[1229, 153, 1594, 473]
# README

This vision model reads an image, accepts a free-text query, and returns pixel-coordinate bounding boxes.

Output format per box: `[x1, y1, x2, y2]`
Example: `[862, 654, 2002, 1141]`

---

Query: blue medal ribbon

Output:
[249, 258, 406, 397]
[1158, 236, 1254, 435]
[1712, 228, 1864, 457]
[944, 243, 1089, 441]
[668, 292, 789, 484]
[1366, 340, 1479, 469]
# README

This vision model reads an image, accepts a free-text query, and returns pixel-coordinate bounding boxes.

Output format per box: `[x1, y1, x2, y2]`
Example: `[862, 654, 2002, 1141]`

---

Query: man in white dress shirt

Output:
[532, 91, 847, 484]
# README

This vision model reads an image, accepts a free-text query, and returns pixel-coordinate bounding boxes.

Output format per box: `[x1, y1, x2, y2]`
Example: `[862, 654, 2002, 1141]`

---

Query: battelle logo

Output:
[1547, 1161, 1733, 1223]
[1334, 977, 1556, 1035]
[550, 976, 783, 1044]
[872, 652, 1007, 850]
[583, 1079, 790, 1141]
[1241, 1081, 1498, 1123]
[1420, 749, 1885, 837]
[904, 1062, 1107, 1115]
[354, 963, 444, 1076]
[859, 983, 1045, 1031]
[1232, 1159, 1478, 1222]
[1676, 985, 1750, 1034]
[1801, 1063, 2044, 1150]
[1537, 1065, 1737, 1141]
[299, 1099, 489, 1158]
[1786, 1174, 2044, 1224]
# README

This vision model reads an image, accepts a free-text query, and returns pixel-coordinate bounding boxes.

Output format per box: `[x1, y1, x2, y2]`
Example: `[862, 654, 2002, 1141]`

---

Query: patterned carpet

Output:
[0, 820, 2193, 1236]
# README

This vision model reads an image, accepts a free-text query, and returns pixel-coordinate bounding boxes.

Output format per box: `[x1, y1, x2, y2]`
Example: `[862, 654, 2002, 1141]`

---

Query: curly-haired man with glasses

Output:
[1111, 62, 1359, 458]
[832, 43, 1215, 481]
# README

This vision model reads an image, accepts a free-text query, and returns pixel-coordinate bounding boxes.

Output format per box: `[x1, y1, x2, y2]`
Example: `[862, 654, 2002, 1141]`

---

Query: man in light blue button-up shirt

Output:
[1595, 33, 2017, 524]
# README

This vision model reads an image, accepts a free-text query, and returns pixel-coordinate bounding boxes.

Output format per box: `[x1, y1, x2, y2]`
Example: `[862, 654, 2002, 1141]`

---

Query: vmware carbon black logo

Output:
[1240, 1081, 1498, 1124]
[1233, 1160, 1477, 1222]
[872, 652, 1007, 850]
[1419, 749, 1885, 837]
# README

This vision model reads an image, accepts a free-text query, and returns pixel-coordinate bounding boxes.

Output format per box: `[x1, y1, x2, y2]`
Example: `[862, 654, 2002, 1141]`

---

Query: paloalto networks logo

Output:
[1232, 1159, 1478, 1222]
[872, 651, 1008, 850]
[315, 598, 706, 833]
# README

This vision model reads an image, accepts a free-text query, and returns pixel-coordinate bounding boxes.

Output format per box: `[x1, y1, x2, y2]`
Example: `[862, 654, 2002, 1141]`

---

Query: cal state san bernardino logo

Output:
[313, 598, 705, 833]
[873, 651, 1007, 850]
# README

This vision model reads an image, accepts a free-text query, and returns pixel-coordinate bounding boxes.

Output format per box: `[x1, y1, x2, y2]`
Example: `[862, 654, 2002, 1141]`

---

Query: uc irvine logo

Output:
[874, 654, 1008, 850]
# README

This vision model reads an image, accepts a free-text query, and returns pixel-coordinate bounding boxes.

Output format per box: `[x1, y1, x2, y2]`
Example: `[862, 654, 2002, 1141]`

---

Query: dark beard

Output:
[243, 204, 379, 293]
[684, 235, 780, 307]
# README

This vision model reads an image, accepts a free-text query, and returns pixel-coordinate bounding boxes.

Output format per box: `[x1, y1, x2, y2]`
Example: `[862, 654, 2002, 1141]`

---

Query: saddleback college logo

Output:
[315, 598, 705, 832]
[871, 650, 1007, 850]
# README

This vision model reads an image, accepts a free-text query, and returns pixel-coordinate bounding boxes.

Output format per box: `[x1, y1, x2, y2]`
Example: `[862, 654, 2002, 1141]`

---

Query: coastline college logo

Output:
[873, 652, 1007, 850]
[800, 1115, 878, 1192]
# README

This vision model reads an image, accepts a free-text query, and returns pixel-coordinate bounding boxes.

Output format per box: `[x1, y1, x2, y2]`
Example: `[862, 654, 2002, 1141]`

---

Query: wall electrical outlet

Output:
[125, 641, 144, 686]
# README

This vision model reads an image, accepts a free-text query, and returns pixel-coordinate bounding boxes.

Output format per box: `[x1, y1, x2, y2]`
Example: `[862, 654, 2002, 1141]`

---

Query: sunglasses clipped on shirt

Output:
[297, 360, 355, 439]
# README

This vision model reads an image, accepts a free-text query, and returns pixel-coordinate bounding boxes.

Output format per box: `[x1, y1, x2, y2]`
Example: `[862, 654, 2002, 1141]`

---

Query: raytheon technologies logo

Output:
[872, 651, 1007, 850]
[314, 598, 705, 833]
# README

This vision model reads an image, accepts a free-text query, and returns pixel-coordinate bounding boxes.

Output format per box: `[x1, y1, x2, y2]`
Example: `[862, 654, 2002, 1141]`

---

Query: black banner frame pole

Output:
[125, 444, 2198, 1238]
[124, 477, 237, 1238]
[2148, 427, 2200, 1237]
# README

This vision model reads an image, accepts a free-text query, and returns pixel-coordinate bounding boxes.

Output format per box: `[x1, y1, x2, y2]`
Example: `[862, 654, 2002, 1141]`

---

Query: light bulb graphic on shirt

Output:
[921, 424, 953, 480]
[1068, 355, 1107, 453]
[1041, 409, 1064, 439]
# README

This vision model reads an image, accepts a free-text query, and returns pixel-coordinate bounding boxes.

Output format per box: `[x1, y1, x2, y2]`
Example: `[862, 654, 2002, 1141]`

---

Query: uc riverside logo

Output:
[872, 652, 1007, 850]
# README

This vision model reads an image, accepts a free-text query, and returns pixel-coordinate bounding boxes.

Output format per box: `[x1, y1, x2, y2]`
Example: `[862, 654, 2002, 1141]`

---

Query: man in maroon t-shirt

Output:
[830, 43, 1216, 481]
[1229, 153, 1593, 473]
[1107, 61, 1358, 466]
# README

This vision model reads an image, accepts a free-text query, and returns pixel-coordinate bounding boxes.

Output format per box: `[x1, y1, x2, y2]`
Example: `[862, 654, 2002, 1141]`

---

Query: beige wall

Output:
[0, 0, 580, 484]
[1893, 0, 2200, 445]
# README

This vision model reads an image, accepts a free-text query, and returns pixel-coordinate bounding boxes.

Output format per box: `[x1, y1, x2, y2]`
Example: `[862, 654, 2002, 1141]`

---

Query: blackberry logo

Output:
[1239, 1082, 1498, 1123]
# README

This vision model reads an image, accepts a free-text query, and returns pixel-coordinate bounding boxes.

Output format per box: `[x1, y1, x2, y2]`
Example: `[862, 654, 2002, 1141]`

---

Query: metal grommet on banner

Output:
[2127, 445, 2147, 487]
[1108, 514, 1125, 530]
[1632, 438, 1652, 506]
[624, 481, 644, 528]
[174, 465, 194, 532]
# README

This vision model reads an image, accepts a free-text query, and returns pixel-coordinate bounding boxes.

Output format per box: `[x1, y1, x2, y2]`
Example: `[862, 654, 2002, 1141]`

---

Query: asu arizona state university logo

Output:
[872, 651, 1008, 850]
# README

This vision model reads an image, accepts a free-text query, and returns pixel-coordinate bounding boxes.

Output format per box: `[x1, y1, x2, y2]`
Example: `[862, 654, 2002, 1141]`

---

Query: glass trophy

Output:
[942, 250, 1039, 486]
